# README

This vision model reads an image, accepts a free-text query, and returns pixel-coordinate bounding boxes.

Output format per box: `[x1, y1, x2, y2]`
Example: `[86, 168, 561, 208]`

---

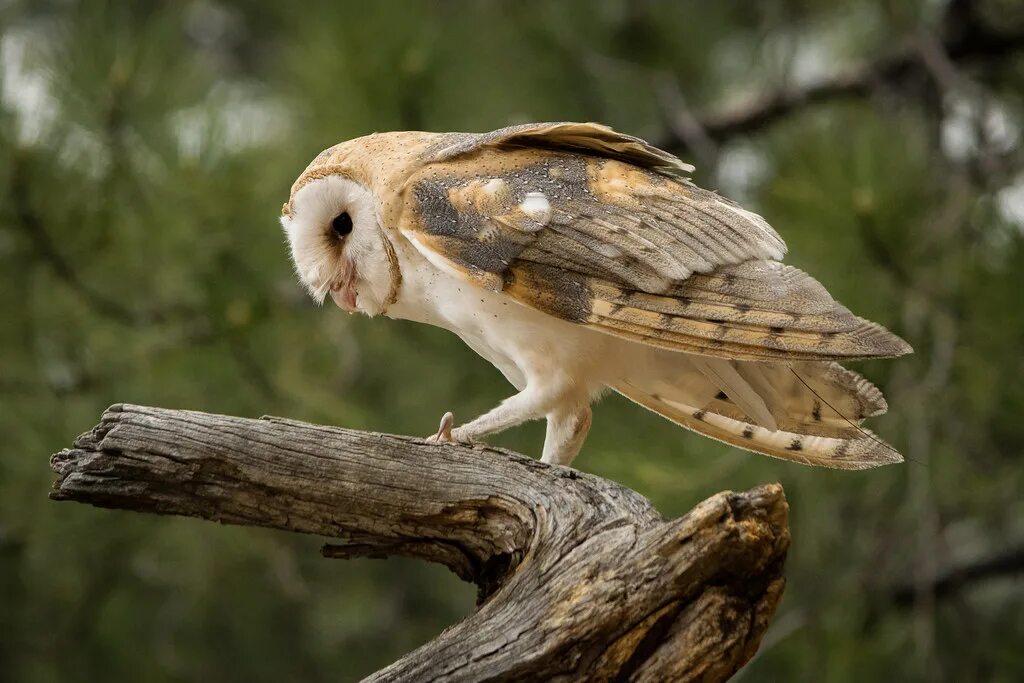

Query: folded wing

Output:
[400, 123, 908, 361]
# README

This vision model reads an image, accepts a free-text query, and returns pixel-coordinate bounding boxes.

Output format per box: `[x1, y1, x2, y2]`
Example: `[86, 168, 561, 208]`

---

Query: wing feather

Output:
[399, 122, 910, 361]
[564, 211, 691, 279]
[509, 260, 910, 360]
[425, 121, 694, 176]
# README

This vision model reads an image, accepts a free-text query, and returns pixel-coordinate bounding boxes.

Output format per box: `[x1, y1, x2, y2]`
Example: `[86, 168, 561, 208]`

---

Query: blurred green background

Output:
[1, 0, 1022, 681]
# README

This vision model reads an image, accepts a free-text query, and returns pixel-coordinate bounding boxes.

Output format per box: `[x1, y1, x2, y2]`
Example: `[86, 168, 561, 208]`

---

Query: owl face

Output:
[280, 174, 393, 316]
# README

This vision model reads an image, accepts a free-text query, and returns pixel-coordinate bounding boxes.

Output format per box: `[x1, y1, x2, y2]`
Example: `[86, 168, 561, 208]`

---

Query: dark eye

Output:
[331, 212, 353, 238]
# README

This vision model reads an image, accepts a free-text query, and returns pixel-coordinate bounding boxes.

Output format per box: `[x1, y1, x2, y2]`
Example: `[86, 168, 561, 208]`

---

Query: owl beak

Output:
[330, 280, 358, 312]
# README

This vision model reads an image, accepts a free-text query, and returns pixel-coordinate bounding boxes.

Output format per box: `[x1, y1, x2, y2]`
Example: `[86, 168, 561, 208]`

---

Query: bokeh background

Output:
[2, 0, 1023, 680]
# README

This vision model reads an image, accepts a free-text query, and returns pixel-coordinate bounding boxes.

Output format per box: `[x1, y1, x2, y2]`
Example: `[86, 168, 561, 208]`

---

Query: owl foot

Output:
[425, 412, 482, 447]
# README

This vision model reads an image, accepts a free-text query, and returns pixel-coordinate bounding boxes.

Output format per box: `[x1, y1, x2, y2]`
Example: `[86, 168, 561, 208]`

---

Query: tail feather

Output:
[613, 353, 903, 469]
[691, 357, 778, 431]
[614, 380, 902, 469]
[717, 361, 888, 435]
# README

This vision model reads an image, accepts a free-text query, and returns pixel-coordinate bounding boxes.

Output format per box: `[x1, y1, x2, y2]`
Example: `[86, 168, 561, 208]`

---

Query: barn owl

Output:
[280, 122, 911, 468]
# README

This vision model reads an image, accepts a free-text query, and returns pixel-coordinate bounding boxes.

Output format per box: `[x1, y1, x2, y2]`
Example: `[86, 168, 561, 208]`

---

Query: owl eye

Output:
[331, 212, 353, 239]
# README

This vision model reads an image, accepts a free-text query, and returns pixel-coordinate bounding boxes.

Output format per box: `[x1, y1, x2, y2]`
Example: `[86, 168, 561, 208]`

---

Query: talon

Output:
[426, 411, 455, 442]
[436, 411, 454, 441]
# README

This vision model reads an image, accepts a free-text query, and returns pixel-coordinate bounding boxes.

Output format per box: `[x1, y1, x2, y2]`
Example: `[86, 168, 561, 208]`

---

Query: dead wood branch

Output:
[50, 404, 789, 682]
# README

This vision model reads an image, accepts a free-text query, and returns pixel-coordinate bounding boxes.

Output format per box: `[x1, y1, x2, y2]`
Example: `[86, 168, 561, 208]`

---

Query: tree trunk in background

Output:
[49, 404, 789, 682]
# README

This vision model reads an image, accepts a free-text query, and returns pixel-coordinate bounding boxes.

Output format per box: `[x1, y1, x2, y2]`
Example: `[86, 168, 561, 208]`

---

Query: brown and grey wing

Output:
[400, 145, 784, 290]
[398, 138, 908, 362]
[507, 259, 911, 361]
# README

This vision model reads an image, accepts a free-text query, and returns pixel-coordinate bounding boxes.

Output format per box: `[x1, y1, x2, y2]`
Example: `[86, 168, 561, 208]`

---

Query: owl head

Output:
[279, 167, 398, 317]
[280, 132, 444, 316]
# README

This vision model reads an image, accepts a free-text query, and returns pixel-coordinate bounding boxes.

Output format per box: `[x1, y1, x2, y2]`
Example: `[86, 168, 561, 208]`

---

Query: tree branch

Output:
[888, 547, 1024, 608]
[50, 404, 790, 682]
[653, 13, 1024, 152]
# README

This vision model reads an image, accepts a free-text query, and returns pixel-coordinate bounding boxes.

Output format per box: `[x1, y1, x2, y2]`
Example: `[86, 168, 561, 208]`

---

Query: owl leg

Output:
[540, 403, 592, 466]
[427, 382, 568, 445]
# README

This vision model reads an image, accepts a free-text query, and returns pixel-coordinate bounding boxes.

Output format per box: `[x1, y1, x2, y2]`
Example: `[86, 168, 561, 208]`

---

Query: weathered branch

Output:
[50, 404, 789, 682]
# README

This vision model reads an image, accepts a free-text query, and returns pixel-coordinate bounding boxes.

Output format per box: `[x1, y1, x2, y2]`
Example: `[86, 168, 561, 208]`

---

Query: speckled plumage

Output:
[281, 122, 911, 469]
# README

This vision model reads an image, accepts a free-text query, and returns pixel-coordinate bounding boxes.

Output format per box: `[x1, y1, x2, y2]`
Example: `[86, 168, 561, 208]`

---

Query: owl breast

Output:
[385, 236, 636, 396]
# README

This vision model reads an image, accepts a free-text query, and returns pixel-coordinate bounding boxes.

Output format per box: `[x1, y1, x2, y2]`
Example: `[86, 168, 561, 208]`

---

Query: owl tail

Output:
[612, 357, 903, 469]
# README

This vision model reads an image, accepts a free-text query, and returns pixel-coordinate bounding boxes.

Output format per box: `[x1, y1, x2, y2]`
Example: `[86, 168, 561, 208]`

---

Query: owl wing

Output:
[398, 124, 910, 361]
[423, 121, 695, 177]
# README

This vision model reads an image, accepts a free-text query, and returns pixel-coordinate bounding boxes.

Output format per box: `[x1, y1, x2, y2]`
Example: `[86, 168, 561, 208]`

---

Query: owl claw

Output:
[426, 411, 455, 443]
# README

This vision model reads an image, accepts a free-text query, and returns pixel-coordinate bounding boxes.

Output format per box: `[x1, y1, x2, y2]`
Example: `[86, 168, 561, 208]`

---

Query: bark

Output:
[50, 403, 789, 682]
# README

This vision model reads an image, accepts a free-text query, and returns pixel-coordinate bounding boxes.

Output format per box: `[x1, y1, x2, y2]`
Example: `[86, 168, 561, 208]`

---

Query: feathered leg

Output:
[541, 403, 592, 466]
[427, 381, 566, 443]
[427, 381, 593, 465]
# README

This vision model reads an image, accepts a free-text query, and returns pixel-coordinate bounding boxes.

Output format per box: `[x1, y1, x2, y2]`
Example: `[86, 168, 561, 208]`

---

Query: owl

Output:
[280, 122, 911, 468]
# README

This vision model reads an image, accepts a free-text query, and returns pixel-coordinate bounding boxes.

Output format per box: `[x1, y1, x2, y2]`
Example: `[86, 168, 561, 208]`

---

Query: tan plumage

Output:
[281, 122, 911, 469]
